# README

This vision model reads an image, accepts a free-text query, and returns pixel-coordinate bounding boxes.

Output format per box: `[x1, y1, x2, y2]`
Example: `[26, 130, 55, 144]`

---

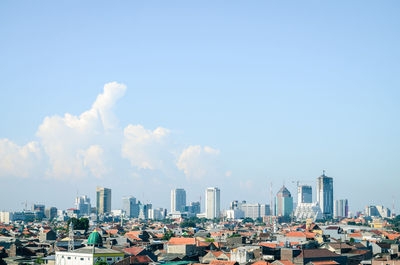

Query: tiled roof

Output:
[168, 237, 197, 245]
[129, 255, 153, 263]
[210, 260, 237, 265]
[123, 246, 145, 255]
[252, 261, 272, 265]
[299, 249, 340, 258]
[273, 260, 295, 265]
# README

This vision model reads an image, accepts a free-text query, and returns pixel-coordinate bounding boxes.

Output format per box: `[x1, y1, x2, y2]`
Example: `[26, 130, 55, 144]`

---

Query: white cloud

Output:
[80, 145, 109, 178]
[0, 82, 228, 184]
[0, 139, 42, 178]
[121, 124, 175, 172]
[176, 145, 221, 180]
[36, 82, 126, 179]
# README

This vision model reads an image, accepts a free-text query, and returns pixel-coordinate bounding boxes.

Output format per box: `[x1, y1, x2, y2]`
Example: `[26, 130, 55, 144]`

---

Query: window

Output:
[80, 258, 84, 260]
[67, 257, 71, 260]
[107, 257, 113, 261]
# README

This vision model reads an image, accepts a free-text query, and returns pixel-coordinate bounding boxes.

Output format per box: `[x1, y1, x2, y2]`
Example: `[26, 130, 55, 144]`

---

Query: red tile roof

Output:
[168, 237, 197, 245]
[123, 246, 145, 256]
[210, 260, 237, 265]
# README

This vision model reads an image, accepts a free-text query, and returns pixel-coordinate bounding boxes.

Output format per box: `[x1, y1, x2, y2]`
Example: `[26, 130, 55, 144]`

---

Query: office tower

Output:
[33, 204, 45, 220]
[44, 207, 58, 220]
[96, 187, 111, 215]
[240, 203, 270, 219]
[275, 185, 293, 218]
[230, 200, 239, 210]
[298, 185, 312, 203]
[122, 196, 139, 218]
[366, 205, 391, 218]
[75, 195, 91, 216]
[188, 201, 201, 215]
[206, 187, 220, 219]
[171, 188, 186, 213]
[138, 203, 152, 219]
[316, 171, 333, 218]
[334, 199, 349, 218]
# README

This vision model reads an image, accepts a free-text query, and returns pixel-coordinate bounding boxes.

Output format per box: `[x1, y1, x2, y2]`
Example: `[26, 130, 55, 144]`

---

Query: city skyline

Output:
[1, 1, 400, 212]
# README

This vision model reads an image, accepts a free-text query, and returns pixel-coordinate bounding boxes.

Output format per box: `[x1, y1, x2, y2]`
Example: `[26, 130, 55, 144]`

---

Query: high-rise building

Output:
[298, 185, 312, 203]
[316, 171, 333, 219]
[122, 196, 139, 218]
[334, 199, 349, 218]
[187, 201, 201, 215]
[75, 195, 91, 216]
[365, 205, 391, 218]
[33, 204, 45, 220]
[240, 203, 270, 219]
[138, 203, 152, 219]
[44, 207, 58, 220]
[171, 188, 186, 213]
[206, 187, 220, 219]
[96, 187, 111, 215]
[275, 185, 293, 218]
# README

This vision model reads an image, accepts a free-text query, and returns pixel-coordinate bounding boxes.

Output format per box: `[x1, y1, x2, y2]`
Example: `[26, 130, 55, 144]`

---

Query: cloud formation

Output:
[0, 82, 226, 182]
[177, 145, 221, 180]
[0, 139, 41, 178]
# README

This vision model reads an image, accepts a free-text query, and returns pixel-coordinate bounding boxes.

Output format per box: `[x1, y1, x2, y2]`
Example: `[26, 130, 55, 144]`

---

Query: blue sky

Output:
[0, 1, 399, 213]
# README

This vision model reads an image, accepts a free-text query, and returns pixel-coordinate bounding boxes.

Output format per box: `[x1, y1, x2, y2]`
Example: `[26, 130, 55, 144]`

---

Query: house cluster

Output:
[1, 218, 400, 265]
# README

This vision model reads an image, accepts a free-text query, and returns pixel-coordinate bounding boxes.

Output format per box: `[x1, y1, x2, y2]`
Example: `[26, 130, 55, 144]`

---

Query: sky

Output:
[0, 1, 399, 214]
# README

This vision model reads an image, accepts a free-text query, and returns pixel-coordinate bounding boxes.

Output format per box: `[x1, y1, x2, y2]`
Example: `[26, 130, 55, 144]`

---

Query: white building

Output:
[171, 188, 186, 213]
[240, 203, 270, 219]
[75, 195, 91, 216]
[333, 199, 348, 218]
[294, 202, 323, 221]
[55, 231, 124, 265]
[226, 209, 245, 220]
[149, 208, 166, 220]
[0, 212, 13, 224]
[206, 187, 220, 219]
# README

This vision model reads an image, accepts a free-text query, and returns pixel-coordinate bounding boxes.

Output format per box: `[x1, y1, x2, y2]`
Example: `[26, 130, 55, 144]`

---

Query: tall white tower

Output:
[206, 187, 220, 219]
[171, 188, 186, 213]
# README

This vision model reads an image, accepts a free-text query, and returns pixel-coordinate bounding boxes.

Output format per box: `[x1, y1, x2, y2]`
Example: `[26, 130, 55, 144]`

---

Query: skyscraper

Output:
[316, 171, 333, 219]
[170, 188, 186, 213]
[96, 187, 111, 215]
[334, 199, 348, 218]
[122, 196, 139, 218]
[206, 187, 220, 219]
[297, 185, 312, 203]
[275, 185, 293, 218]
[75, 195, 91, 216]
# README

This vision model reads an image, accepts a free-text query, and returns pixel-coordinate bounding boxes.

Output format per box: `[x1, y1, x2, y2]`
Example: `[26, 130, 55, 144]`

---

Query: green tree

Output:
[95, 261, 108, 265]
[67, 217, 89, 232]
[162, 230, 175, 241]
[180, 221, 196, 228]
[242, 217, 254, 223]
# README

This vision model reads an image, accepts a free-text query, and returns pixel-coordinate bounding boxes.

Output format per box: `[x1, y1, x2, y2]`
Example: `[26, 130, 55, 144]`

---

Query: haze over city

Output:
[1, 1, 399, 214]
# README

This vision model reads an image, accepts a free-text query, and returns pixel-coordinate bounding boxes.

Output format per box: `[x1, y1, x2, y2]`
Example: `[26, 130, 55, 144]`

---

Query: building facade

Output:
[206, 187, 220, 219]
[122, 196, 139, 218]
[334, 199, 349, 218]
[171, 188, 186, 213]
[298, 185, 312, 203]
[316, 171, 333, 219]
[75, 195, 91, 216]
[96, 187, 111, 215]
[275, 185, 293, 218]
